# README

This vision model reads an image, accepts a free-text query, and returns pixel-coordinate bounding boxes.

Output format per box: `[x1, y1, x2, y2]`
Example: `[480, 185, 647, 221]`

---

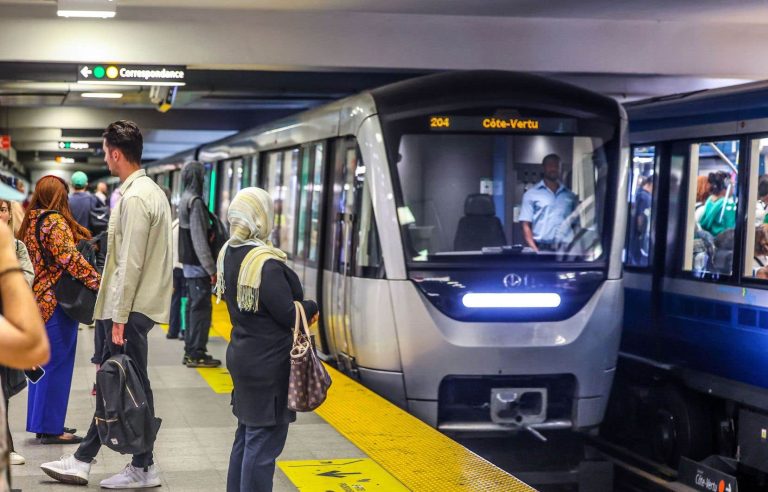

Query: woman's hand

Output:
[310, 312, 319, 325]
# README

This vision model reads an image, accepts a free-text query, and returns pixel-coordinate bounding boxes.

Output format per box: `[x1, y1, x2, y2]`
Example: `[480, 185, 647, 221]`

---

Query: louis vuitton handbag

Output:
[287, 301, 331, 412]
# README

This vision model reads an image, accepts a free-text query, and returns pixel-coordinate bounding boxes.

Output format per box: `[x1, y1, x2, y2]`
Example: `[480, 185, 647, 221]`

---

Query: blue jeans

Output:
[227, 422, 289, 492]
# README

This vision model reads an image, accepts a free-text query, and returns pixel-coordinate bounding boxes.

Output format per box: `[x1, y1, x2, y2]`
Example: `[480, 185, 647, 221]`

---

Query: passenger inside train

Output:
[396, 133, 608, 261]
[681, 141, 739, 277]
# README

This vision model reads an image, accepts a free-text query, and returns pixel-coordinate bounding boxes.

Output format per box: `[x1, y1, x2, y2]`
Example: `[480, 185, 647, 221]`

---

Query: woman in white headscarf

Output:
[217, 187, 318, 492]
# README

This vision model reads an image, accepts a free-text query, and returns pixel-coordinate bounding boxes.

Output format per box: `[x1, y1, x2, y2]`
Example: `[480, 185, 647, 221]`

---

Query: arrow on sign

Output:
[316, 470, 362, 479]
[80, 66, 92, 78]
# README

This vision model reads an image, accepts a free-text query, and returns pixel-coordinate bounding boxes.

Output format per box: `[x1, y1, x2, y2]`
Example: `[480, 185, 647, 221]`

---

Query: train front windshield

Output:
[393, 114, 615, 263]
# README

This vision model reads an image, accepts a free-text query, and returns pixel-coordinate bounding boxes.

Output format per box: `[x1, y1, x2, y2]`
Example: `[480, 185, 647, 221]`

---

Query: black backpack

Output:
[191, 196, 229, 259]
[35, 210, 99, 324]
[95, 353, 161, 455]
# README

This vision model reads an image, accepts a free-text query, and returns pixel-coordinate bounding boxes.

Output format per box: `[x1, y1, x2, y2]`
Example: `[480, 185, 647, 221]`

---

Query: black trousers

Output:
[168, 268, 186, 338]
[184, 277, 211, 357]
[90, 320, 110, 365]
[75, 312, 156, 468]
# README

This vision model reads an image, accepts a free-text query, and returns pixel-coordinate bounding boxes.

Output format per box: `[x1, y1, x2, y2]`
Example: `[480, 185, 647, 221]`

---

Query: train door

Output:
[322, 138, 360, 371]
[622, 145, 660, 356]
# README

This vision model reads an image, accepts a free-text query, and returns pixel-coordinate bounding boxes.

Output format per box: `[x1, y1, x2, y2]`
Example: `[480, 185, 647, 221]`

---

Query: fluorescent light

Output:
[462, 293, 562, 308]
[81, 92, 123, 99]
[57, 9, 115, 18]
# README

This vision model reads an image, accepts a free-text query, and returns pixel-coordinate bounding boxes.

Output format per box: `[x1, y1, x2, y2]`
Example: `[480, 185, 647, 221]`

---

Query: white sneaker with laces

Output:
[40, 454, 92, 485]
[100, 463, 161, 489]
[9, 451, 25, 465]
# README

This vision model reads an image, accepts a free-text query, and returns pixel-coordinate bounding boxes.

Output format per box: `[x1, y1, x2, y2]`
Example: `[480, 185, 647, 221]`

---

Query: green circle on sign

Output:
[94, 66, 105, 79]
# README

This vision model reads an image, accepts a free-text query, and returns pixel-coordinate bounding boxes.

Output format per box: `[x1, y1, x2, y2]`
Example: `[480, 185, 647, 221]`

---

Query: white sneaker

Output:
[40, 454, 92, 485]
[9, 451, 24, 465]
[100, 463, 161, 489]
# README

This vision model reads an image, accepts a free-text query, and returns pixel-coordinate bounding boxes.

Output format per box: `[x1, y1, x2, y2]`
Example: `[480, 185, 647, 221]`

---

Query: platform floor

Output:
[7, 302, 529, 491]
[7, 324, 366, 491]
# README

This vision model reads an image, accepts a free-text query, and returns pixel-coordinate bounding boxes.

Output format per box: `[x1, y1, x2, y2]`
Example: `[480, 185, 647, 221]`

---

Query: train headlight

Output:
[461, 293, 561, 308]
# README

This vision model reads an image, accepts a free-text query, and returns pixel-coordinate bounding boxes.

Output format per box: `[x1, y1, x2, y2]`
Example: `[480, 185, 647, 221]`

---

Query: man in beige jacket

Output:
[41, 120, 172, 489]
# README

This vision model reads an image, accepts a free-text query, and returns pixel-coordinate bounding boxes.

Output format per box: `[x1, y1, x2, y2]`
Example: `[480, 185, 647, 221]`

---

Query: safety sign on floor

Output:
[278, 458, 408, 491]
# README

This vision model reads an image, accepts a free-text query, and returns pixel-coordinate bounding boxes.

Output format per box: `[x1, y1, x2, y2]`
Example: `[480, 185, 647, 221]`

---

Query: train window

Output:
[279, 149, 299, 254]
[395, 134, 608, 261]
[352, 162, 384, 278]
[745, 138, 768, 279]
[626, 146, 656, 267]
[296, 143, 325, 263]
[264, 148, 300, 254]
[308, 144, 324, 263]
[218, 160, 234, 224]
[681, 140, 739, 277]
[250, 155, 260, 188]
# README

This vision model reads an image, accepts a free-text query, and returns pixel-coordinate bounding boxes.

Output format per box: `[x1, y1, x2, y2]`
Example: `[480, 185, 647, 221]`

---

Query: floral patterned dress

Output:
[22, 209, 101, 322]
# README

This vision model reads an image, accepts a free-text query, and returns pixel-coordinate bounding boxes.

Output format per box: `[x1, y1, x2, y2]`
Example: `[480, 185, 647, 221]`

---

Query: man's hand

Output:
[112, 322, 125, 346]
[210, 274, 217, 286]
[310, 312, 319, 325]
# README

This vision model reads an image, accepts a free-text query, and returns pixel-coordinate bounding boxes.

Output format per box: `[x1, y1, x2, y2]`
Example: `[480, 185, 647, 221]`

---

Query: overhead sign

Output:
[0, 135, 10, 150]
[77, 64, 186, 86]
[278, 459, 408, 491]
[58, 141, 90, 150]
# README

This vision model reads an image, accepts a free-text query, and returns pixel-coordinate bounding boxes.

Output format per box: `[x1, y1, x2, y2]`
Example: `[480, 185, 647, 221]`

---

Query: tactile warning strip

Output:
[315, 367, 534, 491]
[209, 299, 534, 491]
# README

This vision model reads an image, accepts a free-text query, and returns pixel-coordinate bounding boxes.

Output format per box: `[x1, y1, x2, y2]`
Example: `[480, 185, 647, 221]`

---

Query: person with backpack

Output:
[41, 120, 172, 489]
[17, 176, 101, 445]
[178, 161, 221, 368]
[68, 171, 109, 236]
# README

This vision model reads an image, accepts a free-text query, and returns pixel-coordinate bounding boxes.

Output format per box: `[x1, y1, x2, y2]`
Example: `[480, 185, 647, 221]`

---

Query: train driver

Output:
[519, 153, 577, 252]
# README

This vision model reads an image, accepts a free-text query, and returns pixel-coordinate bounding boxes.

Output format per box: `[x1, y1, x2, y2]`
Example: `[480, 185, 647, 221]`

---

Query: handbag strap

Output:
[290, 301, 311, 358]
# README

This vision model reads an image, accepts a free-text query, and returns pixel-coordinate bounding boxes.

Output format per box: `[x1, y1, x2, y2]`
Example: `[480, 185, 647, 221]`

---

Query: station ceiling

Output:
[0, 0, 765, 179]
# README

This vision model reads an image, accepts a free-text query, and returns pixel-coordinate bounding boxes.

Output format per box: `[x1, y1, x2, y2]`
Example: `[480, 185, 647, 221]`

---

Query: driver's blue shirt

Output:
[519, 180, 577, 246]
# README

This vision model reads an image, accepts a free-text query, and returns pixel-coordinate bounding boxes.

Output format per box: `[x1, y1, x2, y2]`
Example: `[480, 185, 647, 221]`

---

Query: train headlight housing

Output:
[461, 293, 561, 308]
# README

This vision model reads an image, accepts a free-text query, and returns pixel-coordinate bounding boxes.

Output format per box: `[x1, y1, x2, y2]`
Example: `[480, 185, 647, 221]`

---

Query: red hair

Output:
[17, 175, 91, 243]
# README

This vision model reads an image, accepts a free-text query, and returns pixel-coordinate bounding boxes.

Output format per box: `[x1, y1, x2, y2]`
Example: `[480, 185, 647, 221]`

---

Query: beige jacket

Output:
[94, 169, 173, 324]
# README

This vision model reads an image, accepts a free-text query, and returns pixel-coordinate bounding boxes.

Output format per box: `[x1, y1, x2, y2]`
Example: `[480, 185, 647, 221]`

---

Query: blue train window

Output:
[746, 138, 768, 280]
[626, 146, 656, 267]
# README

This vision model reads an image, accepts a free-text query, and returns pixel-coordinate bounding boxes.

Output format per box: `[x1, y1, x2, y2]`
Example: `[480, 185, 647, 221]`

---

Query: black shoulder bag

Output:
[35, 210, 99, 324]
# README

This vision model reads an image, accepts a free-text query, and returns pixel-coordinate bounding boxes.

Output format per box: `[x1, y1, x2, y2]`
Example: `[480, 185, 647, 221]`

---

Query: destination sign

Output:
[77, 64, 186, 86]
[428, 115, 577, 134]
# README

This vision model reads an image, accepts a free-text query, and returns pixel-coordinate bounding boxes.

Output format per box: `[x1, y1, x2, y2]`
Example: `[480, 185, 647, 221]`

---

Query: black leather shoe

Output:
[40, 434, 83, 445]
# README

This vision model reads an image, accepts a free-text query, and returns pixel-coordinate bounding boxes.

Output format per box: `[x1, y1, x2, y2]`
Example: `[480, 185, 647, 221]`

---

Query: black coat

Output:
[224, 248, 318, 427]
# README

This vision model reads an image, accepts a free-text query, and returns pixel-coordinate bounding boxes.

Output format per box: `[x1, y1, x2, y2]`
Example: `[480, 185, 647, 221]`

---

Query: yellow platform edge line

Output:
[209, 299, 533, 492]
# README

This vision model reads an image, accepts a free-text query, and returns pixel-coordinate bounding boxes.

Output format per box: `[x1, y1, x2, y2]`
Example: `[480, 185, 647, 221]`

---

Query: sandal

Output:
[40, 433, 83, 445]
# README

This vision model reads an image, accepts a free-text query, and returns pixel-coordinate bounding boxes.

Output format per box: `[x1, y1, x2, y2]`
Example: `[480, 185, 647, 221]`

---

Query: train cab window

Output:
[352, 159, 384, 278]
[682, 140, 739, 277]
[745, 138, 768, 279]
[626, 146, 656, 267]
[395, 133, 609, 262]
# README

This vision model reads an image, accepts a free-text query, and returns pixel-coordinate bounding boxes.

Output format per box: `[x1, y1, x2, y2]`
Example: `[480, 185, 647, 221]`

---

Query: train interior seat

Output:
[453, 193, 507, 251]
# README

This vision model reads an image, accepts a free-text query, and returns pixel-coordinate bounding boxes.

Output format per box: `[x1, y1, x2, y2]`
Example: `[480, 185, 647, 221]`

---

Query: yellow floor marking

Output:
[195, 367, 233, 394]
[278, 458, 409, 491]
[207, 298, 531, 491]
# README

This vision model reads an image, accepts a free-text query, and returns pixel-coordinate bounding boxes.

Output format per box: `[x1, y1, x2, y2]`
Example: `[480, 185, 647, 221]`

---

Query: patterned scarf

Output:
[215, 187, 287, 312]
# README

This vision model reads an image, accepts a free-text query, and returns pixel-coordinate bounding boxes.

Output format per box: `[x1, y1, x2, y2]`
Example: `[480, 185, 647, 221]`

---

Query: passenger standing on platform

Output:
[217, 188, 319, 492]
[0, 198, 36, 467]
[519, 153, 577, 252]
[18, 176, 101, 445]
[0, 197, 49, 490]
[167, 215, 186, 340]
[178, 161, 220, 368]
[94, 182, 108, 207]
[41, 120, 173, 489]
[629, 176, 653, 265]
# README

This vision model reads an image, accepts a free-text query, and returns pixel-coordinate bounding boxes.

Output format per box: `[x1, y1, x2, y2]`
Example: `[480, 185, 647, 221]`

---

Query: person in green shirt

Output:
[699, 170, 736, 237]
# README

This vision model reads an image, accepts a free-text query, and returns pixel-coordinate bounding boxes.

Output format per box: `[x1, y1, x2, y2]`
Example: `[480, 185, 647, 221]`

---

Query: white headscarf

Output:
[214, 187, 287, 311]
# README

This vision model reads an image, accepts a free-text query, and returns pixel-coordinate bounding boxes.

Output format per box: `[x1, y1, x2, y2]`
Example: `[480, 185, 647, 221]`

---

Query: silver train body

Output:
[144, 71, 629, 433]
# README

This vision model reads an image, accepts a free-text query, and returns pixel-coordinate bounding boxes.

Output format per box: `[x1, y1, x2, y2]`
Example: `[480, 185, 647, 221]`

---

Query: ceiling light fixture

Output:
[57, 0, 116, 19]
[81, 92, 123, 99]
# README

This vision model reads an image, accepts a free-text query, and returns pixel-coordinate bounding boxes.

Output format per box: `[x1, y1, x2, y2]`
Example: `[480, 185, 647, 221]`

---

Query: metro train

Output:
[607, 81, 768, 480]
[131, 71, 629, 435]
